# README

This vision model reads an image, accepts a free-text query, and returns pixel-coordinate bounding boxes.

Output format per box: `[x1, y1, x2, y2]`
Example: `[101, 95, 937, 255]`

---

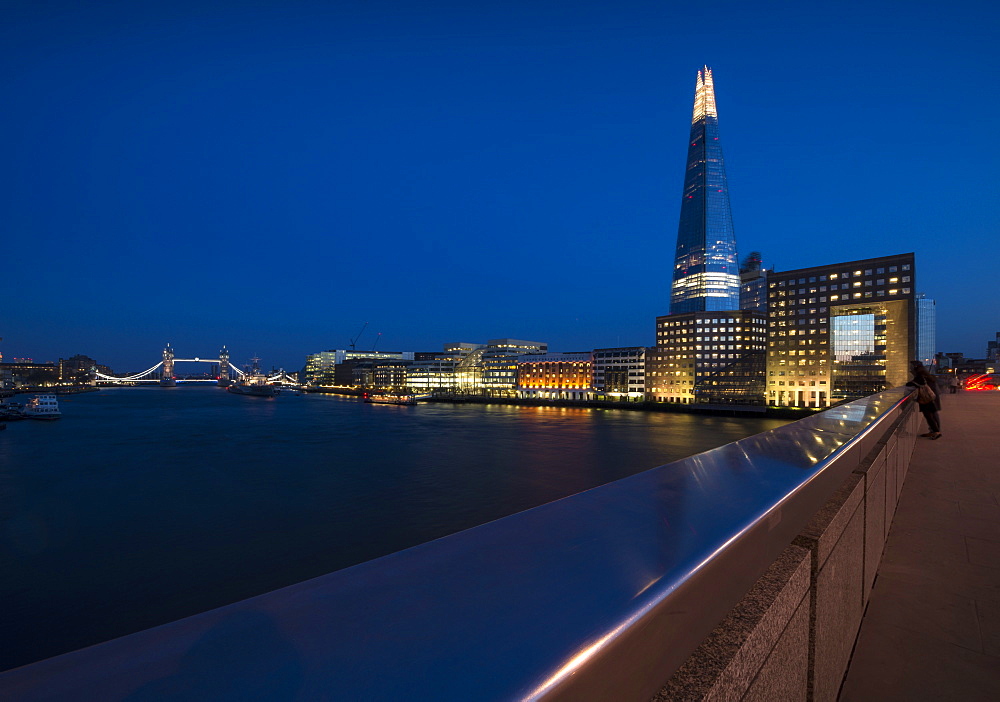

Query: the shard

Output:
[670, 67, 740, 313]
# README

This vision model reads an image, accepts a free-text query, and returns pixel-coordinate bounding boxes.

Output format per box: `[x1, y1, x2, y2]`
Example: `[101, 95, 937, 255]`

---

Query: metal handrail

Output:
[0, 389, 910, 701]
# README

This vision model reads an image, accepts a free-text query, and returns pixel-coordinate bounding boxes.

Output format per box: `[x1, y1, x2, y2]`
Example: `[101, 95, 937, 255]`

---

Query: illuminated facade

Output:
[405, 344, 483, 392]
[480, 339, 548, 395]
[647, 312, 767, 405]
[304, 351, 338, 385]
[670, 67, 740, 314]
[517, 352, 593, 400]
[766, 253, 916, 408]
[305, 349, 415, 387]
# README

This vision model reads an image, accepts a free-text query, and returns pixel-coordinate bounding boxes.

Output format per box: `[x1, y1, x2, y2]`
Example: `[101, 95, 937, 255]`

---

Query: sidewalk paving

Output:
[840, 390, 1000, 700]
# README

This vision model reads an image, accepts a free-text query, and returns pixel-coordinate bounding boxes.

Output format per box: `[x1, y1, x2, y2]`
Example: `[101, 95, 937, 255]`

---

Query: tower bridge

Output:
[93, 344, 298, 386]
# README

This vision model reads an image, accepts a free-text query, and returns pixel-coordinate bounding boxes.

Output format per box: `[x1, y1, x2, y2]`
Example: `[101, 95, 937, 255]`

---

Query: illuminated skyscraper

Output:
[670, 67, 740, 313]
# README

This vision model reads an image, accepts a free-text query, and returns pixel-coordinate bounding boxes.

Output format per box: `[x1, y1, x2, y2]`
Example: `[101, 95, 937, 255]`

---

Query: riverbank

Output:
[304, 386, 817, 419]
[11, 385, 101, 396]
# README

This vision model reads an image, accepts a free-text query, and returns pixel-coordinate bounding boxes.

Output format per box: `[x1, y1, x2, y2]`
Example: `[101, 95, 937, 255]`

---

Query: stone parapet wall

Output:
[654, 401, 917, 702]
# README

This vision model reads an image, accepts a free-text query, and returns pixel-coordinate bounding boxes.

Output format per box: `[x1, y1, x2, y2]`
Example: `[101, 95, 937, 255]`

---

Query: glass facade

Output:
[916, 295, 936, 367]
[671, 67, 740, 314]
[831, 311, 886, 400]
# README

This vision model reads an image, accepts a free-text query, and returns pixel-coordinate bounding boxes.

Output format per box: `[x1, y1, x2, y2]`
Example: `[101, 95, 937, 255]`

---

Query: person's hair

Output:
[910, 361, 934, 382]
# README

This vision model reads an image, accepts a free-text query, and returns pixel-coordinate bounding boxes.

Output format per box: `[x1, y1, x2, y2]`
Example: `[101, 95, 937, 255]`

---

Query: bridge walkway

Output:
[840, 390, 1000, 700]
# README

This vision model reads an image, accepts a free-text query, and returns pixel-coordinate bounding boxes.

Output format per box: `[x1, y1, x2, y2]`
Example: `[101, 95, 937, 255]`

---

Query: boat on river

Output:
[23, 394, 61, 420]
[228, 382, 277, 398]
[227, 357, 278, 398]
[363, 392, 417, 405]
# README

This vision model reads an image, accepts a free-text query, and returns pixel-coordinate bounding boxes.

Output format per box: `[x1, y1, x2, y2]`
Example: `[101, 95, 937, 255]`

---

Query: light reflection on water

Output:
[0, 386, 787, 670]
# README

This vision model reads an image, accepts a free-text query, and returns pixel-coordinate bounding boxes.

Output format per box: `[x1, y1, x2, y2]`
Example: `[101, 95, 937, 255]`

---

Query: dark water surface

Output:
[0, 387, 787, 671]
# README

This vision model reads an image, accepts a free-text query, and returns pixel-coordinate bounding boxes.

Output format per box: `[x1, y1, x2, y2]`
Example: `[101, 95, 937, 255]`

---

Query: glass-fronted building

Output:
[916, 294, 936, 368]
[739, 252, 768, 314]
[766, 253, 916, 408]
[670, 67, 740, 314]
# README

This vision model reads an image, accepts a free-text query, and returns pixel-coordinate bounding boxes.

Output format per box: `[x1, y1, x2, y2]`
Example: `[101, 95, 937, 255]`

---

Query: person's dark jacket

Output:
[906, 375, 941, 411]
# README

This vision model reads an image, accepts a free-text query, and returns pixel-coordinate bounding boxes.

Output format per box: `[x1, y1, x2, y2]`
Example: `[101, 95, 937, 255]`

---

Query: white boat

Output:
[23, 394, 61, 420]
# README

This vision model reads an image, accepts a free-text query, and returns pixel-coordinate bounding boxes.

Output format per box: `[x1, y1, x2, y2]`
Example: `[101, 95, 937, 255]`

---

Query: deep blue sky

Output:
[2, 0, 997, 371]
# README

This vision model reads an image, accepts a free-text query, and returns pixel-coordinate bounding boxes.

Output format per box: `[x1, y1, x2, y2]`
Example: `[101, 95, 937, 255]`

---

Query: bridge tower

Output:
[161, 343, 177, 386]
[218, 346, 231, 386]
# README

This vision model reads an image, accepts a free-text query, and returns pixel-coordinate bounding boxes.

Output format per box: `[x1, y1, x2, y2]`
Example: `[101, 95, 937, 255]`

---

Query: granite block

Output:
[652, 545, 810, 702]
[885, 443, 898, 530]
[811, 503, 865, 702]
[888, 435, 900, 505]
[743, 596, 810, 702]
[863, 453, 887, 602]
[794, 472, 864, 570]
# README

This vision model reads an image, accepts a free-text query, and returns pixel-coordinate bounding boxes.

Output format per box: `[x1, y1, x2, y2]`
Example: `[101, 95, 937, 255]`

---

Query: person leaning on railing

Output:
[906, 361, 941, 440]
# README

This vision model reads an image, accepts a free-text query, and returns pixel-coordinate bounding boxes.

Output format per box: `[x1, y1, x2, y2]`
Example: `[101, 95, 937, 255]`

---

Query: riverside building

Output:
[405, 344, 482, 392]
[592, 347, 647, 401]
[647, 312, 767, 405]
[766, 253, 916, 408]
[517, 352, 593, 400]
[304, 349, 414, 386]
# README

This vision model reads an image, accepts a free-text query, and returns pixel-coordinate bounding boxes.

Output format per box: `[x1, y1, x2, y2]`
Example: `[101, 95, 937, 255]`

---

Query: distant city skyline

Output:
[2, 0, 997, 370]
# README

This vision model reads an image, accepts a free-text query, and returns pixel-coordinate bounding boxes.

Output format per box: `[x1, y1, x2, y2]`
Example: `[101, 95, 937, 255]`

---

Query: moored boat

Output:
[23, 394, 61, 420]
[227, 356, 278, 397]
[363, 392, 417, 405]
[228, 382, 278, 397]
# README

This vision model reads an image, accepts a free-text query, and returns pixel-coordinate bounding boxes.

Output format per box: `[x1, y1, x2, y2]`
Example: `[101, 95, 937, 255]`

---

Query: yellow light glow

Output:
[691, 66, 717, 123]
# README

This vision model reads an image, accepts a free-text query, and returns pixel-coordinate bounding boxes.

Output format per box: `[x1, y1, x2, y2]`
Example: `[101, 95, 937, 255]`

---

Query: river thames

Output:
[0, 386, 787, 671]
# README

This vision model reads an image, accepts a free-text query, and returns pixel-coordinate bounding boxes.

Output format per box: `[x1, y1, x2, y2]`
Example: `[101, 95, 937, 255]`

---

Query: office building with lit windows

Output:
[647, 312, 767, 406]
[766, 253, 916, 408]
[592, 347, 647, 401]
[405, 344, 482, 392]
[517, 352, 593, 401]
[670, 66, 740, 314]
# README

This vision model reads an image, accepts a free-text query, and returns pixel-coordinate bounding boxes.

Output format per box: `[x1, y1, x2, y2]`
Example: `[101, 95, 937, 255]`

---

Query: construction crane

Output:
[371, 332, 382, 352]
[349, 322, 368, 351]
